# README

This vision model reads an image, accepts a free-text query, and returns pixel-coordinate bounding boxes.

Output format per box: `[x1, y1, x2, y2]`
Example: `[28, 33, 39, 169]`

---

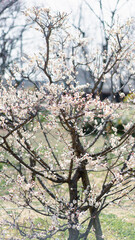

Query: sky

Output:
[23, 0, 135, 40]
[24, 0, 135, 18]
[22, 0, 135, 62]
[23, 0, 135, 32]
[25, 0, 80, 12]
[23, 0, 135, 43]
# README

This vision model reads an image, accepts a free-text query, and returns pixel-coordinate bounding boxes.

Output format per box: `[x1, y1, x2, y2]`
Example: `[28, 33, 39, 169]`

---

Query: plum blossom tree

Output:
[0, 7, 135, 240]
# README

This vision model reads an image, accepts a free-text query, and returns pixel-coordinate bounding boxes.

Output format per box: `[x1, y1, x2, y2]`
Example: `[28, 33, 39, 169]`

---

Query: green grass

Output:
[100, 213, 135, 240]
[25, 213, 135, 239]
[0, 179, 10, 196]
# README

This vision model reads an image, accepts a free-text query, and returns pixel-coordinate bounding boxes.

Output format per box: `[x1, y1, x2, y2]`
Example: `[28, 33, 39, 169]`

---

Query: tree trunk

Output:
[68, 177, 80, 240]
[93, 215, 104, 240]
[68, 228, 79, 240]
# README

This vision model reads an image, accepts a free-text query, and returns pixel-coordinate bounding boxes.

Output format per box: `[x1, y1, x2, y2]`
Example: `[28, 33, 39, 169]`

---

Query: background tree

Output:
[0, 0, 29, 84]
[0, 7, 135, 240]
[72, 0, 135, 101]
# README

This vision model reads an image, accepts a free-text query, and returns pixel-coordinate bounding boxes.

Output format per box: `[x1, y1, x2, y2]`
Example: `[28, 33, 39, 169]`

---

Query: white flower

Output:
[119, 92, 125, 98]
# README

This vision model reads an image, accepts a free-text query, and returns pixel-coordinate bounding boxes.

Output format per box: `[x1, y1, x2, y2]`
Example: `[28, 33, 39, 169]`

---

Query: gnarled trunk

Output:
[93, 214, 104, 240]
[68, 228, 79, 240]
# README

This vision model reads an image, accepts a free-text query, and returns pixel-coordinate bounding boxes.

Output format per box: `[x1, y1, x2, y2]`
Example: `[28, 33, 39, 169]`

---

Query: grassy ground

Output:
[100, 213, 135, 240]
[0, 186, 134, 239]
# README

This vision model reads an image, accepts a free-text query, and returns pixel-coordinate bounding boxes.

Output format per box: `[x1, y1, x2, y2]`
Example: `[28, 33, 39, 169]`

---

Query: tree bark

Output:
[69, 129, 104, 240]
[68, 228, 79, 240]
[92, 215, 104, 240]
